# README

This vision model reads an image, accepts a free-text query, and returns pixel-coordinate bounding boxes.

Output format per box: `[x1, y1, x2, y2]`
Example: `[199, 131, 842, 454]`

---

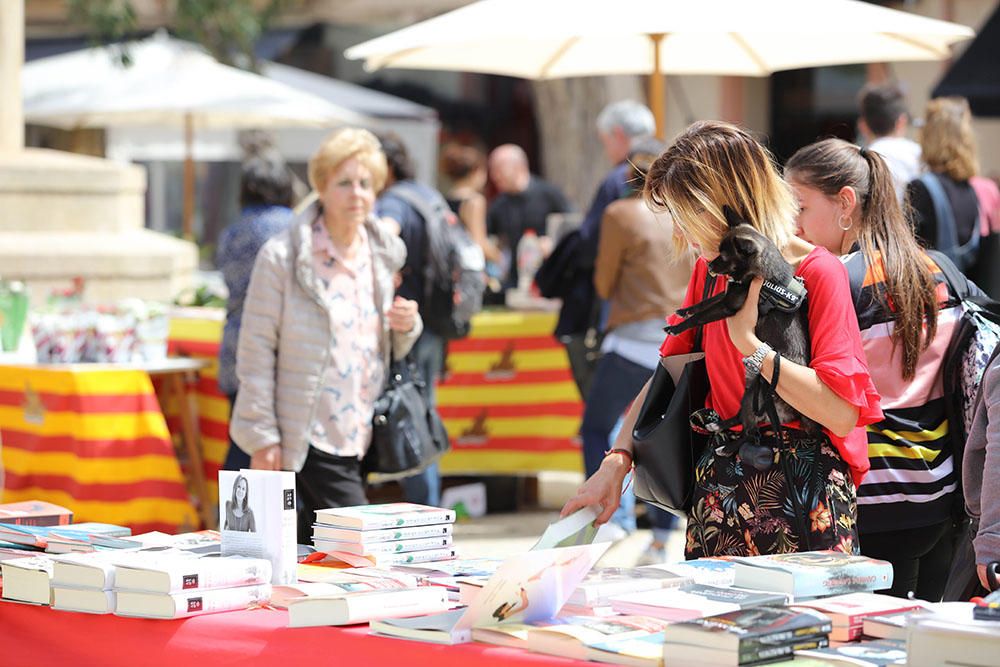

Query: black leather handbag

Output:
[365, 355, 450, 478]
[631, 275, 715, 516]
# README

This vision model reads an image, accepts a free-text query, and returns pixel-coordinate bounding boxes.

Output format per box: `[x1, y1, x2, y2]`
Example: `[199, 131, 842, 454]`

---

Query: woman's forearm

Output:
[758, 350, 859, 437]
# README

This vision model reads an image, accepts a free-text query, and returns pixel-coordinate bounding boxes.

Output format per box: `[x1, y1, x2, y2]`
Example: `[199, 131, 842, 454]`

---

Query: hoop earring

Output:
[837, 215, 853, 232]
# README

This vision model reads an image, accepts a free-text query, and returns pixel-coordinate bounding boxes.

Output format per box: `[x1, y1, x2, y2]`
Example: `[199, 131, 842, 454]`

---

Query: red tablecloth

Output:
[0, 601, 592, 667]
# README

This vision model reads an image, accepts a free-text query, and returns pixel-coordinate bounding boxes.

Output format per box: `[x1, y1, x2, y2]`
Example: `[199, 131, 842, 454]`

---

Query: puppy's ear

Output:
[723, 205, 747, 229]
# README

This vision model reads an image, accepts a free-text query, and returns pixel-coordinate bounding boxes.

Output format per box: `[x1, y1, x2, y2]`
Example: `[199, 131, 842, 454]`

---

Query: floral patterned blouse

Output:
[307, 219, 385, 459]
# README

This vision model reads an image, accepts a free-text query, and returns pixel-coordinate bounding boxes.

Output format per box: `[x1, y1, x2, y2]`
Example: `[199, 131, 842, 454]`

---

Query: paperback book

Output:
[0, 554, 54, 604]
[115, 582, 272, 619]
[312, 534, 453, 556]
[609, 584, 790, 622]
[114, 553, 272, 593]
[314, 503, 455, 530]
[311, 523, 452, 544]
[648, 558, 737, 587]
[531, 506, 599, 550]
[588, 631, 666, 667]
[287, 586, 451, 627]
[796, 638, 908, 666]
[313, 546, 458, 568]
[370, 542, 609, 644]
[660, 606, 833, 666]
[472, 614, 669, 661]
[567, 566, 690, 606]
[731, 551, 893, 599]
[52, 587, 116, 614]
[793, 592, 924, 641]
[0, 500, 73, 527]
[219, 469, 297, 584]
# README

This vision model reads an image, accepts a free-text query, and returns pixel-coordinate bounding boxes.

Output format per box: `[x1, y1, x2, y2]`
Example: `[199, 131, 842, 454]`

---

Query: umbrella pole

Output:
[648, 33, 666, 139]
[183, 112, 195, 241]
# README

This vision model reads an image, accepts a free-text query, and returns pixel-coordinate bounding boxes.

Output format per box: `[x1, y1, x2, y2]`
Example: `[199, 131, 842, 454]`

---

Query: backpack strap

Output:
[927, 248, 971, 303]
[385, 182, 450, 301]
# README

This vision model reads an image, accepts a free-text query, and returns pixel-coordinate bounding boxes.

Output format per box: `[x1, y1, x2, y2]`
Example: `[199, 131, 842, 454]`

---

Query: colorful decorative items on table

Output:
[30, 297, 169, 364]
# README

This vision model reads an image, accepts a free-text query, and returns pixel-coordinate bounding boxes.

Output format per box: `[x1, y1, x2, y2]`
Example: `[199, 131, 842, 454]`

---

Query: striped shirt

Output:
[844, 249, 961, 532]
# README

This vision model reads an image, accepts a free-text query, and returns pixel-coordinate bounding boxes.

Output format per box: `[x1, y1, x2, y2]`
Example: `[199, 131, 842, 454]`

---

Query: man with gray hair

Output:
[552, 100, 655, 395]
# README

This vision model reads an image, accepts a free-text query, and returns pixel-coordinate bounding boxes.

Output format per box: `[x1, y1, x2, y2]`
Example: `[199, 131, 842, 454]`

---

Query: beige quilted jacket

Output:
[230, 201, 422, 472]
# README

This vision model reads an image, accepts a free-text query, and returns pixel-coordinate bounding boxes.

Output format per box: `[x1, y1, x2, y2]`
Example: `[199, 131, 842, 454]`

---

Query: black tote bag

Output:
[631, 275, 715, 516]
[365, 355, 450, 479]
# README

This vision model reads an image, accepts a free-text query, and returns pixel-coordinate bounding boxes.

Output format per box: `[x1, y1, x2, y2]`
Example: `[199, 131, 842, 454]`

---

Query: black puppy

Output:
[667, 207, 819, 442]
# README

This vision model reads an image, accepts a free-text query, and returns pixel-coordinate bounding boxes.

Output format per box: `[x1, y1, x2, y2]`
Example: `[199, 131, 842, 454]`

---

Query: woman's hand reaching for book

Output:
[560, 454, 630, 525]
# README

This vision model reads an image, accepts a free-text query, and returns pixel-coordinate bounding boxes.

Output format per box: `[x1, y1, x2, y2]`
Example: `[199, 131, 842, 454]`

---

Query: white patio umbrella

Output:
[23, 33, 369, 238]
[346, 0, 974, 136]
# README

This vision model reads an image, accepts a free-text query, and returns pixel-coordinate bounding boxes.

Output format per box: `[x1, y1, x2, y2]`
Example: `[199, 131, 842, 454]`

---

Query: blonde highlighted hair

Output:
[920, 97, 979, 182]
[308, 127, 388, 193]
[644, 121, 798, 254]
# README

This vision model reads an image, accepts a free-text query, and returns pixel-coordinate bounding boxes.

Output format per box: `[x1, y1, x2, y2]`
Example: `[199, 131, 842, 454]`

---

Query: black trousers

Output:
[860, 519, 957, 601]
[295, 445, 367, 545]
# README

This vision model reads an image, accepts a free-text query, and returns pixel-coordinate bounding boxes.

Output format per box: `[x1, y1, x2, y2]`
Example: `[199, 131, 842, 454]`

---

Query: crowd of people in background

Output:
[214, 80, 1000, 601]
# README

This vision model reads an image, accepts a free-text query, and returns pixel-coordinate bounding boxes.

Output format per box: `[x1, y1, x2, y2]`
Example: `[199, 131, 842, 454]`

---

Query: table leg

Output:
[167, 372, 216, 530]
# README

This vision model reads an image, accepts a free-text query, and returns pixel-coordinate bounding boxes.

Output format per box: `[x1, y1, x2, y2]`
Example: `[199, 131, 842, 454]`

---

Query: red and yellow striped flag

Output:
[0, 365, 198, 533]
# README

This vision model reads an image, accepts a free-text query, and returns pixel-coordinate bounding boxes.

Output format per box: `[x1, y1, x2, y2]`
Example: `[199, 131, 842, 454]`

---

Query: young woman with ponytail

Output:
[786, 138, 983, 601]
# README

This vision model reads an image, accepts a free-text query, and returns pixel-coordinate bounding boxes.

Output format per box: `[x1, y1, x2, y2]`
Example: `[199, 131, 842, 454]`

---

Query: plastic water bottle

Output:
[516, 229, 544, 293]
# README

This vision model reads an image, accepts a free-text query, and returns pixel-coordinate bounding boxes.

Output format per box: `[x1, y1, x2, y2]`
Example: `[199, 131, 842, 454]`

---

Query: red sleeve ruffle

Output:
[812, 353, 884, 428]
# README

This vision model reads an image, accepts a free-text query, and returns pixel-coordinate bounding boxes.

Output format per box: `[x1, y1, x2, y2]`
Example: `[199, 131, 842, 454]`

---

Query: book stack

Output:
[51, 550, 128, 613]
[660, 606, 832, 666]
[0, 500, 73, 527]
[311, 503, 457, 567]
[0, 521, 133, 553]
[112, 551, 272, 619]
[730, 551, 894, 600]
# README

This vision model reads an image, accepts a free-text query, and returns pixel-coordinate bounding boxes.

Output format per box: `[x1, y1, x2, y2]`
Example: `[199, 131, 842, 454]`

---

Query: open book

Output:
[369, 542, 609, 644]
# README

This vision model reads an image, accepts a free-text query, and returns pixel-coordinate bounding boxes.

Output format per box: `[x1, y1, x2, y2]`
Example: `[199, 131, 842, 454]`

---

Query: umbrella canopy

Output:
[23, 33, 368, 238]
[24, 32, 368, 129]
[346, 0, 974, 135]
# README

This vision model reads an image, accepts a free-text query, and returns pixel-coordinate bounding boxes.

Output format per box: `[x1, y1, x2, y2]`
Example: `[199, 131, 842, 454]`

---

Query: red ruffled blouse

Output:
[659, 248, 882, 487]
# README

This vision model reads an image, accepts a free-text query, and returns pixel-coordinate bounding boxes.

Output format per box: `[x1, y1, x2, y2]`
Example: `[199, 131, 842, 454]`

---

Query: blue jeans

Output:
[580, 352, 676, 534]
[398, 329, 443, 507]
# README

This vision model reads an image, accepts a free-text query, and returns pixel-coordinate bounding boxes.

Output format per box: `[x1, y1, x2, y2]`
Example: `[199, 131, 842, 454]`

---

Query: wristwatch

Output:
[742, 342, 774, 377]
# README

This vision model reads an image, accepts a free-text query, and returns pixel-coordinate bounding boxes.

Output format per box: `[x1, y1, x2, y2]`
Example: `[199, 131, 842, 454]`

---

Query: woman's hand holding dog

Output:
[560, 453, 630, 525]
[726, 277, 765, 356]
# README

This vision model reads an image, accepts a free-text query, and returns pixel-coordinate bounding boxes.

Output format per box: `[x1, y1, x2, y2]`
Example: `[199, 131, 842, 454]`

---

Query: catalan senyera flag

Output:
[0, 365, 198, 533]
[438, 310, 584, 474]
[166, 313, 230, 508]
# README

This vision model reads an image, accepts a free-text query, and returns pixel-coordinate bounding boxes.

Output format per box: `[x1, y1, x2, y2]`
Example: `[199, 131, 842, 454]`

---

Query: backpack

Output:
[386, 183, 486, 339]
[922, 172, 981, 272]
[929, 251, 1000, 471]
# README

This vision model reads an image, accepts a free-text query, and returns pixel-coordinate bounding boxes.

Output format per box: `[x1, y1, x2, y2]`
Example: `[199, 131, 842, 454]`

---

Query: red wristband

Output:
[605, 448, 634, 468]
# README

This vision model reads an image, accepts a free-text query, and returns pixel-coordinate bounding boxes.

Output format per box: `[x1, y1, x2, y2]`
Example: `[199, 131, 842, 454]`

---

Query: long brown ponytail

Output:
[786, 138, 938, 380]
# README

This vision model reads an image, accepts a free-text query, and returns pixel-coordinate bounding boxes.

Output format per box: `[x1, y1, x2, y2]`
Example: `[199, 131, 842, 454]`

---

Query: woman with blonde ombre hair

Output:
[562, 121, 882, 558]
[906, 97, 985, 273]
[231, 127, 422, 541]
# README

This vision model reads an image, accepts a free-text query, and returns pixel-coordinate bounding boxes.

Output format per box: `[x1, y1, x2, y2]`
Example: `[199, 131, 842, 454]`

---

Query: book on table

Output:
[587, 631, 667, 667]
[0, 522, 131, 551]
[311, 523, 452, 544]
[645, 558, 737, 587]
[369, 542, 609, 645]
[0, 500, 73, 527]
[796, 638, 907, 666]
[609, 584, 791, 622]
[472, 614, 670, 661]
[0, 554, 54, 604]
[902, 603, 1000, 667]
[52, 586, 117, 614]
[114, 553, 272, 593]
[566, 566, 691, 606]
[389, 557, 502, 579]
[731, 551, 893, 599]
[530, 506, 600, 550]
[115, 582, 272, 619]
[792, 592, 925, 641]
[219, 469, 297, 584]
[309, 546, 458, 568]
[660, 606, 832, 666]
[312, 534, 453, 556]
[314, 503, 455, 530]
[286, 586, 451, 627]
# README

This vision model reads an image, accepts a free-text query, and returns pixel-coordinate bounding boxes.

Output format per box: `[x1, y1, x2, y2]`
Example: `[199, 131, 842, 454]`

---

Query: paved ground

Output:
[451, 471, 687, 567]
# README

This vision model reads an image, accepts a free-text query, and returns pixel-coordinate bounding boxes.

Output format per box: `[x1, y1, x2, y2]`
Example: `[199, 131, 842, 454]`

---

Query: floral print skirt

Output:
[685, 433, 860, 558]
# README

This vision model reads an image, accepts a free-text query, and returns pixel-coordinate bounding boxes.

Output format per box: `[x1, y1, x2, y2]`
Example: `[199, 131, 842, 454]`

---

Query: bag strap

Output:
[922, 173, 960, 255]
[692, 272, 718, 353]
[928, 249, 971, 302]
[386, 182, 449, 304]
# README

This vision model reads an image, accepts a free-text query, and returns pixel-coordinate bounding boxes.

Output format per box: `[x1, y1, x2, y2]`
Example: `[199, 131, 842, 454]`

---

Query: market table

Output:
[0, 363, 199, 533]
[0, 601, 591, 667]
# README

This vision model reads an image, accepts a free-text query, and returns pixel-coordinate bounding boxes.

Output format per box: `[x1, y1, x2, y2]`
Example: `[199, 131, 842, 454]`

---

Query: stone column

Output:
[0, 0, 24, 153]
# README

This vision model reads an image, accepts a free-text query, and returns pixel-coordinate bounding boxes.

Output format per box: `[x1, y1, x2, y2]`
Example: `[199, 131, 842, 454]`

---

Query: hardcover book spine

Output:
[315, 536, 453, 555]
[360, 513, 455, 530]
[315, 524, 453, 543]
[371, 547, 458, 566]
